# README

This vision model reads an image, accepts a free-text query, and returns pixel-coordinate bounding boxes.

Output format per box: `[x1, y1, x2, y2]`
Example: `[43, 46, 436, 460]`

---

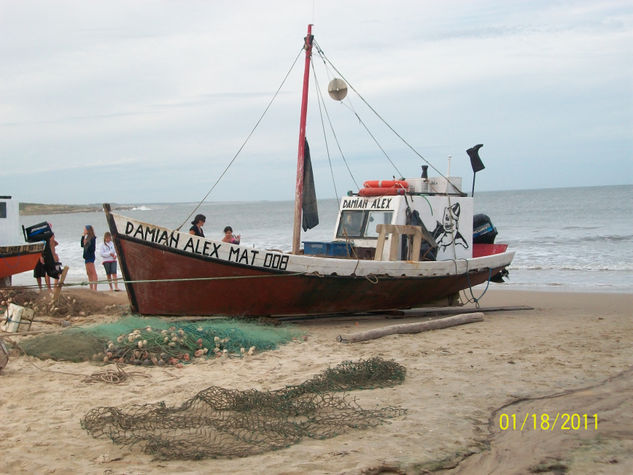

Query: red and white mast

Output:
[292, 24, 313, 255]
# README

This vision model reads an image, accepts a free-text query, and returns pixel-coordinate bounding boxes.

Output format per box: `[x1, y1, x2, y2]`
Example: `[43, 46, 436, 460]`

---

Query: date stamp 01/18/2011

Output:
[498, 413, 598, 431]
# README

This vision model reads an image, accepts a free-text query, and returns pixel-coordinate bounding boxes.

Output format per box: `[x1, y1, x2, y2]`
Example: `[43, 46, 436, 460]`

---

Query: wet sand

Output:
[1, 288, 632, 474]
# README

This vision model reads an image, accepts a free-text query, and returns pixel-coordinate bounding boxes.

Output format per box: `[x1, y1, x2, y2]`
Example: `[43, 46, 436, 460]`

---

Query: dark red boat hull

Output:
[114, 235, 504, 316]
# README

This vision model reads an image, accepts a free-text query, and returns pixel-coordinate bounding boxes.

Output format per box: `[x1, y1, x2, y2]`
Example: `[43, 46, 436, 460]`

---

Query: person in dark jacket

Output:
[34, 233, 61, 290]
[81, 225, 98, 290]
[189, 214, 206, 237]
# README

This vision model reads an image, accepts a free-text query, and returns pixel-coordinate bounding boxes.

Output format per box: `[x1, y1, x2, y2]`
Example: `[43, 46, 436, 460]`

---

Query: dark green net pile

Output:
[18, 316, 302, 364]
[81, 357, 407, 460]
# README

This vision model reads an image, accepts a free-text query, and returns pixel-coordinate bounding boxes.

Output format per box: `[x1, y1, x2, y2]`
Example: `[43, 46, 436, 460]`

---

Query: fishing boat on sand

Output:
[0, 196, 45, 286]
[104, 25, 514, 317]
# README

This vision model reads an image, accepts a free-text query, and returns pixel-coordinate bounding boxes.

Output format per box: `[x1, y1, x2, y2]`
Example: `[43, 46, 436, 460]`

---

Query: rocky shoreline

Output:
[19, 203, 134, 216]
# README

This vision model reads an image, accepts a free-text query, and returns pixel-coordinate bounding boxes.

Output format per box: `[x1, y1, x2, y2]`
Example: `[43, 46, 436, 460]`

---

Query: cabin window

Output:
[0, 203, 6, 219]
[364, 211, 394, 237]
[336, 210, 394, 239]
[337, 211, 365, 238]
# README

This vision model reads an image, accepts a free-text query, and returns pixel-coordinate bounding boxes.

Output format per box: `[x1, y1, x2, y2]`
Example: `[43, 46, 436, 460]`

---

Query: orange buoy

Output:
[358, 187, 407, 197]
[363, 180, 409, 189]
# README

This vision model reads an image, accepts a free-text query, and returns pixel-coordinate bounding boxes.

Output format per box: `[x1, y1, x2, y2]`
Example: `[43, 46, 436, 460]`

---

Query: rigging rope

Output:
[1, 262, 489, 290]
[310, 60, 341, 206]
[313, 39, 461, 191]
[1, 269, 362, 291]
[463, 267, 493, 308]
[344, 101, 404, 178]
[313, 41, 405, 180]
[310, 57, 360, 190]
[177, 47, 304, 231]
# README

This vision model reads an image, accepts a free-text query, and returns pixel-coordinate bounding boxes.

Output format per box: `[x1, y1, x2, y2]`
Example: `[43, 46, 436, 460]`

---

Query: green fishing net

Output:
[18, 316, 302, 364]
[81, 357, 407, 460]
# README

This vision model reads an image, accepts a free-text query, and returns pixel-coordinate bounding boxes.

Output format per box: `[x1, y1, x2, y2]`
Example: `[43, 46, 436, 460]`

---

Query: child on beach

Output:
[222, 226, 240, 244]
[99, 232, 120, 291]
[81, 225, 98, 290]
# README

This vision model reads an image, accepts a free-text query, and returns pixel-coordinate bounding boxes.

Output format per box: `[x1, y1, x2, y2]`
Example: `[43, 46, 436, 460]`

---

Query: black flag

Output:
[467, 144, 485, 197]
[302, 139, 319, 231]
[467, 144, 485, 173]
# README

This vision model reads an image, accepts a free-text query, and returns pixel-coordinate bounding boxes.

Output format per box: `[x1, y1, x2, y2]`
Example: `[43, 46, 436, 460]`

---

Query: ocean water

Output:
[13, 185, 633, 293]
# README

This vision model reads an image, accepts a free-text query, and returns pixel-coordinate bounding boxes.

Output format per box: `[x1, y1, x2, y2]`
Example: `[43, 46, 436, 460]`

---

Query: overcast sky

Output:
[1, 0, 631, 205]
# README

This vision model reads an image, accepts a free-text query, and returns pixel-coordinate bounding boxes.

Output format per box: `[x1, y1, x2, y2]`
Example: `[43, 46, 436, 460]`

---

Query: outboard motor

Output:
[473, 214, 498, 244]
[473, 213, 507, 282]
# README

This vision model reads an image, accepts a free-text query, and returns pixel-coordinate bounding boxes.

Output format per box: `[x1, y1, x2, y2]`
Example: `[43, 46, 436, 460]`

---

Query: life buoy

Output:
[358, 187, 407, 197]
[363, 180, 409, 189]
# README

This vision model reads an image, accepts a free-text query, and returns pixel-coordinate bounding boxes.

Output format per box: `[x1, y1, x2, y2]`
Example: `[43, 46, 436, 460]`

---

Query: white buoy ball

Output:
[328, 78, 348, 101]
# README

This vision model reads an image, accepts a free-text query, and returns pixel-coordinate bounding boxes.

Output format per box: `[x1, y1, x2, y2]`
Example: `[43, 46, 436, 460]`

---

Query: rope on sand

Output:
[83, 363, 149, 384]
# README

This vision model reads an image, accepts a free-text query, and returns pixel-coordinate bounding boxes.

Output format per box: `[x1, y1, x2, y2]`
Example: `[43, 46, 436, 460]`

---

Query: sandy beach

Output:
[1, 288, 632, 474]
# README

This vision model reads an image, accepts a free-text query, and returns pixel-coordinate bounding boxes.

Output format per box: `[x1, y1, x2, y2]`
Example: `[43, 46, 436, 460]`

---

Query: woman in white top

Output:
[99, 232, 120, 291]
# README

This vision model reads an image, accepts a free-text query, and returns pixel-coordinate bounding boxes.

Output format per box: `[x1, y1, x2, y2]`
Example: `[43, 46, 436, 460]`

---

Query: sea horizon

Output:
[17, 183, 633, 210]
[9, 185, 633, 294]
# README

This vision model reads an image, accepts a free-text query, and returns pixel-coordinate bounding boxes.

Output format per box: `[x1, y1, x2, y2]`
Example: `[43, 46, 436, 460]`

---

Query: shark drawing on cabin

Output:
[433, 203, 469, 251]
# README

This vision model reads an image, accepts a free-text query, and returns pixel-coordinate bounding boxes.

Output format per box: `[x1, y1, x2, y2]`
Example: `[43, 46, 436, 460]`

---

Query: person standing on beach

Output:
[99, 232, 120, 291]
[189, 214, 206, 237]
[34, 231, 61, 290]
[81, 225, 98, 290]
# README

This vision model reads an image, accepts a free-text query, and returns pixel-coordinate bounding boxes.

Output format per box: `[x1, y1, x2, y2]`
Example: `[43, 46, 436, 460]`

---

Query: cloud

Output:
[1, 0, 631, 204]
[0, 155, 147, 177]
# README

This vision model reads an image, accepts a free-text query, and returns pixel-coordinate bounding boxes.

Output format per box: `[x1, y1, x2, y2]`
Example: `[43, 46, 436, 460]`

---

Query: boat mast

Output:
[292, 24, 314, 254]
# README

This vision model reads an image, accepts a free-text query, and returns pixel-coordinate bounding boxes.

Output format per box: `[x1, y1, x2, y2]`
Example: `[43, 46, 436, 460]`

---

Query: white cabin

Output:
[305, 176, 474, 261]
[0, 196, 22, 245]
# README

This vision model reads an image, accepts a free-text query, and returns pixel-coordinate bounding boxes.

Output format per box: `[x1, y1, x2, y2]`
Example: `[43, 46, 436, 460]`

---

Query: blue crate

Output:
[328, 241, 351, 256]
[303, 241, 328, 255]
[303, 241, 351, 257]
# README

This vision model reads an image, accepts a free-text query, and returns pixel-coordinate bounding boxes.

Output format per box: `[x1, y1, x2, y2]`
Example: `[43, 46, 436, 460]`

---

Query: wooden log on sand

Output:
[337, 312, 484, 343]
[52, 266, 69, 302]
